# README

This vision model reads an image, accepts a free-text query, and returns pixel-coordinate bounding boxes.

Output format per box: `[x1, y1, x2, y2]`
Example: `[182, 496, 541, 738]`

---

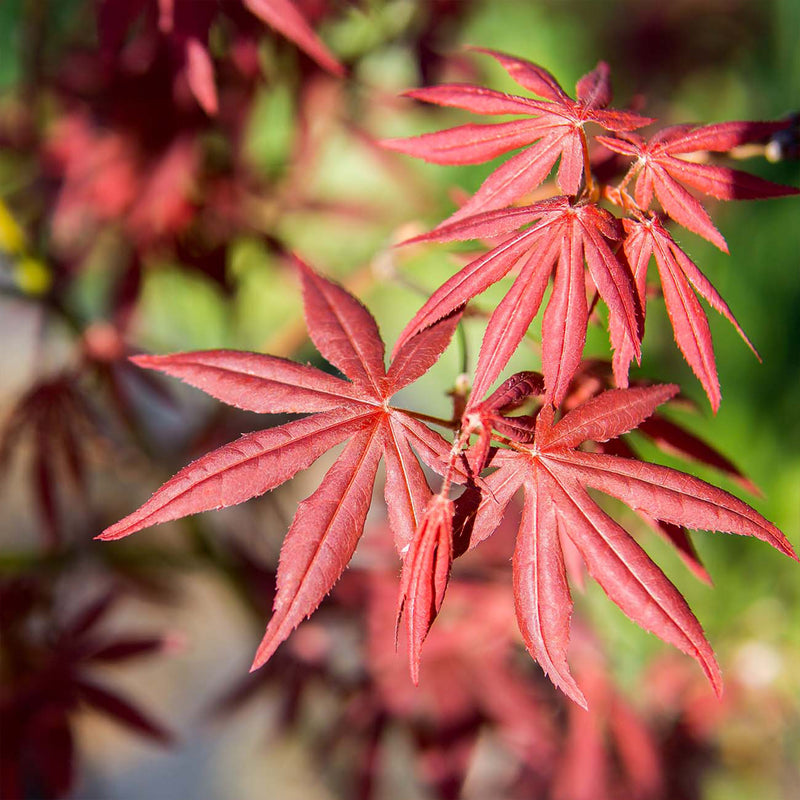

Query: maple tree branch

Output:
[456, 320, 470, 375]
[604, 183, 643, 216]
[485, 433, 531, 453]
[399, 409, 459, 430]
[587, 289, 600, 319]
[580, 128, 597, 201]
[613, 163, 639, 200]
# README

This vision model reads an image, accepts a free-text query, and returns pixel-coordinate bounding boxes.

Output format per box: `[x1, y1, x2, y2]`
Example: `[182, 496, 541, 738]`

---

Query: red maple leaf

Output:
[382, 48, 651, 225]
[98, 258, 463, 670]
[395, 197, 641, 406]
[597, 121, 799, 252]
[99, 0, 343, 116]
[456, 383, 796, 707]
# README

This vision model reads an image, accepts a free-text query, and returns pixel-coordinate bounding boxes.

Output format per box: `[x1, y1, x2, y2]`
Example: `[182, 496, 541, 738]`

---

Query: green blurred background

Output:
[1, 1, 798, 798]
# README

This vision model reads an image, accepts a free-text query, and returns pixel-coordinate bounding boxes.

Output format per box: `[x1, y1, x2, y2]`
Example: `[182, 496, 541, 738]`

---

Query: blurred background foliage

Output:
[1, 1, 798, 799]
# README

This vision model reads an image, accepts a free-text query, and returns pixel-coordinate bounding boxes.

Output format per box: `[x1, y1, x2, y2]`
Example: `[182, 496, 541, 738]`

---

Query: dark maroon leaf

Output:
[76, 679, 172, 743]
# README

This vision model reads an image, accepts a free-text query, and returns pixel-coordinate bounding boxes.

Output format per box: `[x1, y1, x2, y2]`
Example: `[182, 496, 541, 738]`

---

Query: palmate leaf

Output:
[382, 49, 651, 225]
[100, 257, 463, 670]
[0, 582, 173, 800]
[457, 385, 797, 706]
[101, 0, 343, 120]
[598, 122, 800, 252]
[395, 197, 641, 406]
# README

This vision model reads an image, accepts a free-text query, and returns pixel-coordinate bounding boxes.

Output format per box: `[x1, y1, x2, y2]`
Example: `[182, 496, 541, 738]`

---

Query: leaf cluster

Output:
[99, 49, 798, 707]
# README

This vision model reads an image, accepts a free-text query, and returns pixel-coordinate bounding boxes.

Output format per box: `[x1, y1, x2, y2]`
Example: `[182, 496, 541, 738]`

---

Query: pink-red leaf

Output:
[131, 350, 364, 413]
[251, 426, 382, 669]
[598, 124, 799, 250]
[99, 410, 371, 540]
[545, 385, 678, 449]
[103, 259, 465, 681]
[385, 50, 651, 220]
[398, 494, 455, 684]
[454, 386, 795, 703]
[243, 0, 344, 77]
[514, 471, 586, 707]
[297, 257, 387, 393]
[397, 200, 640, 407]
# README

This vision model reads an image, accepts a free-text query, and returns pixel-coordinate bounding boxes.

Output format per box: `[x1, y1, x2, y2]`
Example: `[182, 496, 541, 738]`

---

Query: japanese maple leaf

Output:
[395, 197, 641, 406]
[382, 48, 651, 225]
[99, 258, 462, 670]
[0, 582, 171, 800]
[456, 384, 797, 707]
[597, 121, 799, 252]
[0, 373, 124, 548]
[98, 0, 343, 116]
[609, 215, 757, 410]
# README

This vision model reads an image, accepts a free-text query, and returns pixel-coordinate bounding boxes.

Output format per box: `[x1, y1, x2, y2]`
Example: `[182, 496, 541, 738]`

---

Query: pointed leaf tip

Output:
[129, 353, 158, 368]
[294, 255, 387, 393]
[98, 411, 366, 540]
[513, 473, 589, 708]
[243, 0, 344, 77]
